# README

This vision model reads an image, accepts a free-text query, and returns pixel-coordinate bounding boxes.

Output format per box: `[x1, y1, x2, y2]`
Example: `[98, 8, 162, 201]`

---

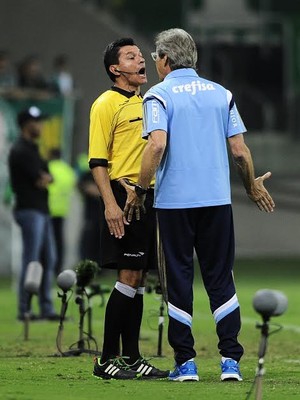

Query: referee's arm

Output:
[91, 165, 128, 239]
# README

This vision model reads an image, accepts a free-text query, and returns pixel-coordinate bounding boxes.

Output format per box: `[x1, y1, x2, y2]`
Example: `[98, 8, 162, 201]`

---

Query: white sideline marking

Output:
[242, 317, 300, 334]
[193, 313, 300, 334]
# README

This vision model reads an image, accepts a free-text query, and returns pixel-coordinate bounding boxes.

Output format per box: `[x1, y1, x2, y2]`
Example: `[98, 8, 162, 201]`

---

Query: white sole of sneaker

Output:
[221, 373, 243, 382]
[169, 375, 199, 382]
[93, 373, 141, 380]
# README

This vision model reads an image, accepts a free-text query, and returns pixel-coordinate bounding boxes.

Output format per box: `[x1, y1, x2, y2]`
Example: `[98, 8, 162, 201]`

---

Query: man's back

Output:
[143, 68, 246, 209]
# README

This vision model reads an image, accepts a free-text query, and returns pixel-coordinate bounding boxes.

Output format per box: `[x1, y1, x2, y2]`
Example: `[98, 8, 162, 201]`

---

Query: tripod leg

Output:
[24, 312, 30, 341]
[56, 292, 69, 355]
[23, 293, 33, 341]
[157, 296, 164, 357]
[87, 306, 92, 337]
[255, 373, 263, 400]
[254, 322, 269, 400]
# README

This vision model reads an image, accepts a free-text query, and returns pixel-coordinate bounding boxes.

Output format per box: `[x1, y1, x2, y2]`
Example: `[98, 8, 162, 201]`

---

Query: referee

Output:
[88, 38, 169, 380]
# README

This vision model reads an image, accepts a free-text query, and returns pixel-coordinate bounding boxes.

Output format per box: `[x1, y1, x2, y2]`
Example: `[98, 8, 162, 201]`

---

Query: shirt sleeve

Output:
[142, 93, 168, 138]
[226, 90, 247, 137]
[88, 98, 114, 167]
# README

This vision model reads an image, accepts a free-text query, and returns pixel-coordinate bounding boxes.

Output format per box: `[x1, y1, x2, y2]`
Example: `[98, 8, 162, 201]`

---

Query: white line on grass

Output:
[242, 316, 300, 334]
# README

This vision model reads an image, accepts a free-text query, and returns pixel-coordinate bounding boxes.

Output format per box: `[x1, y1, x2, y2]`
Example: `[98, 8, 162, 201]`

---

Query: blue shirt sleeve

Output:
[142, 94, 168, 138]
[227, 102, 247, 137]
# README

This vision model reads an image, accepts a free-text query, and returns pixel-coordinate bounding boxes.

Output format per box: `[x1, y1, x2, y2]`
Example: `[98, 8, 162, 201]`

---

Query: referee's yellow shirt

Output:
[89, 87, 154, 185]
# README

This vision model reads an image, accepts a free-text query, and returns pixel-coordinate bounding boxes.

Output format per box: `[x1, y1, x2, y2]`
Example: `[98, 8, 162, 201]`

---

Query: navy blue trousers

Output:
[157, 205, 244, 365]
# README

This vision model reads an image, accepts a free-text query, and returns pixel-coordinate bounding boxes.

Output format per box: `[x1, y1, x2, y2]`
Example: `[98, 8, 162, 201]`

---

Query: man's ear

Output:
[110, 65, 120, 76]
[164, 56, 168, 67]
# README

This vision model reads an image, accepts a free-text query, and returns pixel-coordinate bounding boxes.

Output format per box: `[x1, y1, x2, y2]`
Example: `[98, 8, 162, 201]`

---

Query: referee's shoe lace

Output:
[128, 357, 169, 379]
[93, 357, 141, 380]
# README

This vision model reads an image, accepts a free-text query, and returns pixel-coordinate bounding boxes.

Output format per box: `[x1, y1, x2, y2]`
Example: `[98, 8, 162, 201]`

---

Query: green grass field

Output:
[0, 259, 299, 400]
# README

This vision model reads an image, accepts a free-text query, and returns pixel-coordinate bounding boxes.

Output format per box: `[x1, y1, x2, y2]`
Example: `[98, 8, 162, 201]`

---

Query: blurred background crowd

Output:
[0, 0, 299, 281]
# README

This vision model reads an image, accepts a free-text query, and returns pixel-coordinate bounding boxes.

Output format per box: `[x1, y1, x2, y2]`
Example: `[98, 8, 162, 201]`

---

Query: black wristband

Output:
[135, 184, 147, 197]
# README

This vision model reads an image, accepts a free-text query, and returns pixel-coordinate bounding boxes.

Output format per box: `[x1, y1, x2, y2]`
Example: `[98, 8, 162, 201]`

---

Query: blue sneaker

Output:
[220, 359, 243, 381]
[169, 360, 199, 382]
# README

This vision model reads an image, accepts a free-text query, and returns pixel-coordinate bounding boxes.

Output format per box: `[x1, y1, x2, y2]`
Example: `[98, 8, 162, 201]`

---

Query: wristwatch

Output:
[135, 184, 147, 197]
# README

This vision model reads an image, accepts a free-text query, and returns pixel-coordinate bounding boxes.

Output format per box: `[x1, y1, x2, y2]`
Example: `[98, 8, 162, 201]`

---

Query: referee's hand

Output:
[119, 179, 146, 222]
[104, 203, 128, 239]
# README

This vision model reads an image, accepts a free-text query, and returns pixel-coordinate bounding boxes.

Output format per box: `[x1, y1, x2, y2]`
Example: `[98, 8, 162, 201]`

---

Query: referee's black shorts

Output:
[99, 180, 158, 271]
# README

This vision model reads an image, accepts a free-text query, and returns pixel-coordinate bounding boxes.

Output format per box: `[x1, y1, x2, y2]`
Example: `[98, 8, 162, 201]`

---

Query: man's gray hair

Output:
[155, 28, 198, 70]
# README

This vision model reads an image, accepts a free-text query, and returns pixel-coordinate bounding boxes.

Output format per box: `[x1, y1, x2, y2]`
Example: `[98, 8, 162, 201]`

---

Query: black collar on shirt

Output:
[111, 86, 142, 99]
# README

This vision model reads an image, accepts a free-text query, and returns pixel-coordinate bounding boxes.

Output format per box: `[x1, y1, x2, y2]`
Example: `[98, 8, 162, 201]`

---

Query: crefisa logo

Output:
[172, 80, 216, 95]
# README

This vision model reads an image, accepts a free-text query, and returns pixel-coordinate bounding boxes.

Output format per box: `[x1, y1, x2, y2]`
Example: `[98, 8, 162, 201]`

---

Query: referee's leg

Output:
[195, 205, 244, 362]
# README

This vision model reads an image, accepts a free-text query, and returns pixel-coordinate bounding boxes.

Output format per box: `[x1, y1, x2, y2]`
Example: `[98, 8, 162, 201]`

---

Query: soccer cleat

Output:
[220, 359, 243, 381]
[128, 357, 169, 379]
[169, 360, 199, 382]
[93, 357, 141, 380]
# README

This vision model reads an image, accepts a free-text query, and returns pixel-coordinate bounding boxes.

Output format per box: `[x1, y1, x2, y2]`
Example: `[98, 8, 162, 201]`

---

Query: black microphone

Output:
[253, 289, 288, 319]
[75, 259, 98, 289]
[115, 69, 140, 75]
[57, 269, 77, 292]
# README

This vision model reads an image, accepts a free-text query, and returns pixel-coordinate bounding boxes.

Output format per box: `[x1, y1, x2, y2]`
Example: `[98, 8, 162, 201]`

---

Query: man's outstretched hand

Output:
[247, 171, 275, 212]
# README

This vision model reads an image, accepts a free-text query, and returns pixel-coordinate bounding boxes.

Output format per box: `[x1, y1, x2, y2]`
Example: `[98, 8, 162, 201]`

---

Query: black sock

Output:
[121, 293, 144, 364]
[100, 288, 133, 363]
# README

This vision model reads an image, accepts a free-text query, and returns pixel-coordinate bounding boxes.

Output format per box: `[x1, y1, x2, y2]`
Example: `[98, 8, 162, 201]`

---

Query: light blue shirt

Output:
[142, 68, 246, 209]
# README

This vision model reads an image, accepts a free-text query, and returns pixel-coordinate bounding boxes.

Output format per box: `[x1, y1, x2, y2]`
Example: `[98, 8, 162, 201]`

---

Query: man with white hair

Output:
[124, 28, 275, 382]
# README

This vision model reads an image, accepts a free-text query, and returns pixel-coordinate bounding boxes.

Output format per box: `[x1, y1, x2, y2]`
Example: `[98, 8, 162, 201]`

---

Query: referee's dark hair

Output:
[104, 38, 136, 82]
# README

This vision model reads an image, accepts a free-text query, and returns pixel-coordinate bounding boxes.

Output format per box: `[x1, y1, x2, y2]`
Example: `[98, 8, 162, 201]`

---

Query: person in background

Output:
[0, 50, 17, 97]
[88, 38, 169, 380]
[124, 28, 275, 382]
[48, 148, 76, 276]
[8, 106, 59, 321]
[0, 50, 25, 100]
[50, 54, 74, 96]
[17, 54, 55, 99]
[76, 153, 101, 267]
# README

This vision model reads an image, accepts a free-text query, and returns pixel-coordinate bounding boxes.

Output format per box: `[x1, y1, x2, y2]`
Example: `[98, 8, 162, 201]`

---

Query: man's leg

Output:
[121, 270, 146, 364]
[118, 270, 169, 379]
[194, 205, 244, 363]
[39, 215, 57, 318]
[157, 209, 196, 365]
[14, 210, 45, 318]
[52, 217, 64, 276]
[93, 268, 142, 380]
[100, 269, 142, 363]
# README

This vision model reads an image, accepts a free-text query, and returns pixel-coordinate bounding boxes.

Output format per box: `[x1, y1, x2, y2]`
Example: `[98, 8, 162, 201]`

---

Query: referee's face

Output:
[116, 45, 147, 87]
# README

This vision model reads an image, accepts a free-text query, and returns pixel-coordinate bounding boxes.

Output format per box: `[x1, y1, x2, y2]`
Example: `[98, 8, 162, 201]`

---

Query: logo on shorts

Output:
[123, 252, 145, 257]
